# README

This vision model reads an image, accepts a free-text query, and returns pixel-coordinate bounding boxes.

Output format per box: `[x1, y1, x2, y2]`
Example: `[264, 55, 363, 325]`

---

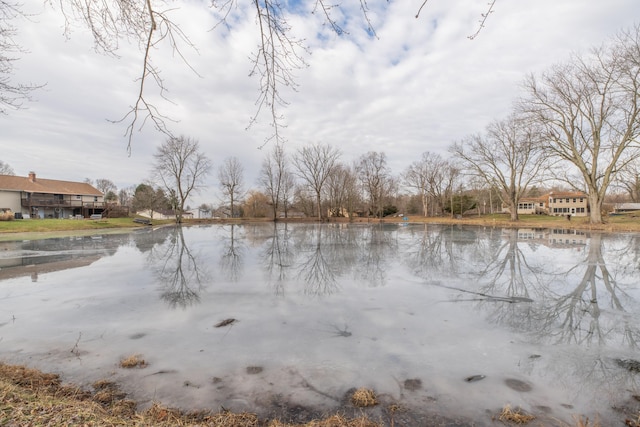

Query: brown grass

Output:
[571, 415, 601, 427]
[0, 362, 385, 427]
[0, 362, 624, 427]
[350, 388, 378, 407]
[626, 414, 640, 427]
[119, 354, 148, 369]
[269, 414, 381, 426]
[498, 404, 535, 424]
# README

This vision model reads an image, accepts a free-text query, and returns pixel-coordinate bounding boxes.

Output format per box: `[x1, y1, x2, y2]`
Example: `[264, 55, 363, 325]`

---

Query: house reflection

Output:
[0, 233, 132, 281]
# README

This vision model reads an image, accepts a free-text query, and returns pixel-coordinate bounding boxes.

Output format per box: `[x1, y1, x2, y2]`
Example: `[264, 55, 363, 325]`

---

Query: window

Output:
[573, 198, 576, 203]
[94, 196, 98, 202]
[76, 195, 81, 200]
[565, 198, 569, 203]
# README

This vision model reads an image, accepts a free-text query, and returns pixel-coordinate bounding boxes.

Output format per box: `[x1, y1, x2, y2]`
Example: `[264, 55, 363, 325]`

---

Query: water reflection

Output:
[1, 223, 640, 424]
[147, 227, 210, 309]
[218, 224, 245, 282]
[261, 223, 294, 295]
[0, 233, 131, 281]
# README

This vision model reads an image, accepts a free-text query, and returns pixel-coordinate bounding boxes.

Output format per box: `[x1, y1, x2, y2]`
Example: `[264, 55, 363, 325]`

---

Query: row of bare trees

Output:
[143, 25, 640, 224]
[27, 23, 638, 224]
[451, 25, 640, 224]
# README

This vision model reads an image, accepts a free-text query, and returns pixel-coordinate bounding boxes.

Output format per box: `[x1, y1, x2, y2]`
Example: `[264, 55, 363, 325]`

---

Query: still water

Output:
[0, 223, 639, 425]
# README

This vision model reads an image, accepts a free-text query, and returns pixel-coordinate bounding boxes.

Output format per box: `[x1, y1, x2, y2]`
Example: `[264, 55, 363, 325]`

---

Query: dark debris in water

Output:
[215, 318, 237, 328]
[403, 378, 422, 391]
[616, 358, 640, 373]
[465, 375, 485, 383]
[504, 378, 532, 392]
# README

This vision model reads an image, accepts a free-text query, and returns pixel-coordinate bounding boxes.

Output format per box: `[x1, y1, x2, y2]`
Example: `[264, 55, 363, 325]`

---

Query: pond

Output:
[0, 223, 639, 426]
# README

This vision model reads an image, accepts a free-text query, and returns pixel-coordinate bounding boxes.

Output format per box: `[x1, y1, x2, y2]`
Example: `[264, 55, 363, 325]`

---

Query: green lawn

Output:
[0, 217, 179, 241]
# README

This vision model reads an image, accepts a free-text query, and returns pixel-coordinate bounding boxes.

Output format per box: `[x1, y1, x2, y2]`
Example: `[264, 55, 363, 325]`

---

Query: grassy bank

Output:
[2, 362, 627, 427]
[1, 213, 640, 240]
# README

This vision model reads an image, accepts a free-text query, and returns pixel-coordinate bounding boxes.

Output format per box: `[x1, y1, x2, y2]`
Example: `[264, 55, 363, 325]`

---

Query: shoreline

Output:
[1, 213, 640, 242]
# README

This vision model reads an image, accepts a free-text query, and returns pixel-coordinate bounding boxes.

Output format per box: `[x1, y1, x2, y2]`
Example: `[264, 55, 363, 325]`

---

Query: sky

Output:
[3, 0, 640, 207]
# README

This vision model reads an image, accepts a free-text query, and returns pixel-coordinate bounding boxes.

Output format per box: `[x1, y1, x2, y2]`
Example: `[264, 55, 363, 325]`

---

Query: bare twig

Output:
[468, 0, 497, 40]
[70, 332, 82, 356]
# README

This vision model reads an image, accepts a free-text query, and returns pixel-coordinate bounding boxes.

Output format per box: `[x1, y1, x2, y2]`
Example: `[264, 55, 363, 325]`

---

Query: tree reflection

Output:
[403, 224, 478, 280]
[149, 226, 208, 309]
[534, 233, 639, 348]
[353, 224, 398, 287]
[262, 222, 295, 295]
[219, 224, 245, 282]
[295, 224, 339, 295]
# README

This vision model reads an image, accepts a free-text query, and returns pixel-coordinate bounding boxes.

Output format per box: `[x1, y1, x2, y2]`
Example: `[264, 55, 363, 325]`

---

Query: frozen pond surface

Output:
[1, 223, 639, 425]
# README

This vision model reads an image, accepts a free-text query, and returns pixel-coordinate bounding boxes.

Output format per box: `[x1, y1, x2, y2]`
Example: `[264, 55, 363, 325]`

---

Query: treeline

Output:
[64, 24, 640, 224]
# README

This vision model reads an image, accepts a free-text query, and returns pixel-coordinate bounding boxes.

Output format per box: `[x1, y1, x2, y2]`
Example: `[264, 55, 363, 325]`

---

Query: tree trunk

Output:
[422, 192, 428, 217]
[588, 193, 603, 223]
[509, 203, 518, 221]
[316, 193, 322, 221]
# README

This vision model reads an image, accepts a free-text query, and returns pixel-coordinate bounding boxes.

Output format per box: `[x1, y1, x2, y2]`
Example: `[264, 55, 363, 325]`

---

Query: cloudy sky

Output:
[3, 0, 640, 206]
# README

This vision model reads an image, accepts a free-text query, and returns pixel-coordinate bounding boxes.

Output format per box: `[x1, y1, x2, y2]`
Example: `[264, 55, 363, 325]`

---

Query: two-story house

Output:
[503, 191, 589, 217]
[547, 191, 588, 217]
[0, 172, 104, 219]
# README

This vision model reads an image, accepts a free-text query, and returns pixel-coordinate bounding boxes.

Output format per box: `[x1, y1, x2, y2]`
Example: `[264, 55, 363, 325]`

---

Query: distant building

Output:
[0, 172, 104, 219]
[137, 209, 193, 220]
[548, 192, 588, 217]
[502, 191, 589, 217]
[613, 203, 640, 213]
[187, 207, 213, 219]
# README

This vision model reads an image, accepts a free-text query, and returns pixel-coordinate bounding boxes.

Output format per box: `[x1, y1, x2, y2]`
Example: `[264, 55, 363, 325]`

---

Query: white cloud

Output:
[2, 0, 640, 207]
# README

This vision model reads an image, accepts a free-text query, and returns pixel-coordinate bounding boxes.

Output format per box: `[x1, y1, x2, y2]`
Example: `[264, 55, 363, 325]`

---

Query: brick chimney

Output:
[28, 171, 36, 182]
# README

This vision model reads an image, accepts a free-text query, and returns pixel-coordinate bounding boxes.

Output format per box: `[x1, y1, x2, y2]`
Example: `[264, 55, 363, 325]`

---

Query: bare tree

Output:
[0, 159, 14, 175]
[118, 185, 135, 207]
[403, 151, 447, 217]
[152, 135, 212, 223]
[259, 144, 293, 219]
[243, 190, 270, 218]
[326, 163, 358, 218]
[451, 114, 547, 221]
[218, 156, 244, 218]
[613, 159, 640, 202]
[1, 0, 497, 147]
[432, 158, 461, 217]
[521, 25, 640, 224]
[95, 178, 116, 195]
[0, 1, 41, 113]
[292, 143, 341, 220]
[357, 151, 394, 218]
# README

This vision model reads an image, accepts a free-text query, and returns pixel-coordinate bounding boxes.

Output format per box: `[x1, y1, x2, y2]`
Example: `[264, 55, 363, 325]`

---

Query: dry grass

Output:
[350, 388, 378, 408]
[626, 414, 640, 427]
[0, 362, 624, 427]
[268, 414, 381, 426]
[571, 415, 600, 427]
[119, 354, 148, 369]
[0, 362, 384, 427]
[498, 404, 535, 424]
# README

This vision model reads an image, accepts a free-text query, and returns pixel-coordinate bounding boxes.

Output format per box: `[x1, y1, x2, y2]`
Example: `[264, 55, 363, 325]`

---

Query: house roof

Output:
[0, 173, 103, 196]
[548, 191, 587, 198]
[614, 203, 640, 211]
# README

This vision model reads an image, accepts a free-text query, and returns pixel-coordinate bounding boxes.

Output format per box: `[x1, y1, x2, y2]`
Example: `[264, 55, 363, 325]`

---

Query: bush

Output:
[0, 211, 15, 221]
